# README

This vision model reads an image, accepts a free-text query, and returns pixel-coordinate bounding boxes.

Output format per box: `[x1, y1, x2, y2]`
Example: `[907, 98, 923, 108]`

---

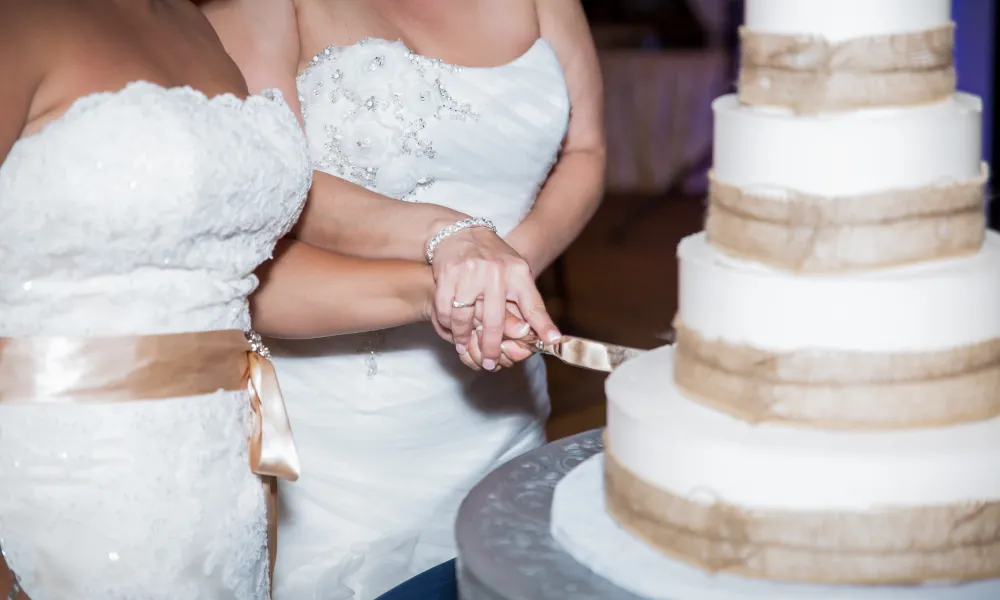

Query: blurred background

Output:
[540, 0, 999, 440]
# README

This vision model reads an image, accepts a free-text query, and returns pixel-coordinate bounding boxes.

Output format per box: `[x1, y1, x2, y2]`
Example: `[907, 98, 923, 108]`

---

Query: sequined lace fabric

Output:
[0, 82, 311, 599]
[271, 39, 570, 599]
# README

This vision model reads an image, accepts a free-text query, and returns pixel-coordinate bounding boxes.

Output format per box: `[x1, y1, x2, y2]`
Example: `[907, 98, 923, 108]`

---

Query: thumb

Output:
[503, 310, 532, 340]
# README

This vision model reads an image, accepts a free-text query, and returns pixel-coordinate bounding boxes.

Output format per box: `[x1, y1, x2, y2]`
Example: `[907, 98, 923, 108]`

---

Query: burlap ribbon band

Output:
[0, 330, 302, 589]
[604, 450, 1000, 585]
[705, 164, 988, 272]
[739, 24, 956, 113]
[672, 322, 1000, 429]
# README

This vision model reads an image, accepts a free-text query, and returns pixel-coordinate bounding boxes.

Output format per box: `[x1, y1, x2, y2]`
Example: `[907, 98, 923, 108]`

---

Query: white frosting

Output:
[745, 0, 951, 41]
[677, 231, 1000, 353]
[606, 346, 1000, 510]
[713, 94, 982, 196]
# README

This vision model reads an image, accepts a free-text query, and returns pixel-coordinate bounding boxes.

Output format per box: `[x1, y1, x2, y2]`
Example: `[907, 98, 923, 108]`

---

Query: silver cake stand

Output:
[455, 428, 643, 600]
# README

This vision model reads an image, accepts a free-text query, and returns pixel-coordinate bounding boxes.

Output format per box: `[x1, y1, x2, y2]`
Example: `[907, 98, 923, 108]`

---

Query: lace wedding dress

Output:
[270, 39, 570, 599]
[0, 82, 311, 599]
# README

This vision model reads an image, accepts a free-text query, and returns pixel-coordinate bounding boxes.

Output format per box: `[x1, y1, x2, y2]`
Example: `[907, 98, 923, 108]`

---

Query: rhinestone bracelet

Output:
[425, 217, 498, 265]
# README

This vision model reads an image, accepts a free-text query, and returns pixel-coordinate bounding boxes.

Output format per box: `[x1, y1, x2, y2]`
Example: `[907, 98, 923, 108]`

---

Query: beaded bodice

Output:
[296, 38, 570, 236]
[0, 82, 312, 337]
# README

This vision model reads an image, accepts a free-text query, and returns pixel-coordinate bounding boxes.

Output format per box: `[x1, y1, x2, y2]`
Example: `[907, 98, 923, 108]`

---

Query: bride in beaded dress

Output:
[0, 1, 529, 598]
[205, 0, 606, 597]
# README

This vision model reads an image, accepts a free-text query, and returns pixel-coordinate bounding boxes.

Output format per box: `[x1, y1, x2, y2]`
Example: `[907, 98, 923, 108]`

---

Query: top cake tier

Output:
[740, 0, 955, 113]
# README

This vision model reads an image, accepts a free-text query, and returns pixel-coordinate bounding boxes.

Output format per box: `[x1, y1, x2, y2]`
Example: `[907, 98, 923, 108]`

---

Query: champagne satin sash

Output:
[739, 24, 955, 113]
[0, 329, 301, 589]
[604, 450, 1000, 585]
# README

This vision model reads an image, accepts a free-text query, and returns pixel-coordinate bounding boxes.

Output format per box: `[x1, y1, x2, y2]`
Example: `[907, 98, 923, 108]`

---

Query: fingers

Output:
[501, 339, 535, 364]
[505, 301, 524, 320]
[434, 275, 458, 336]
[477, 266, 506, 370]
[503, 310, 531, 340]
[460, 330, 482, 371]
[510, 280, 561, 344]
[462, 330, 503, 372]
[462, 308, 521, 370]
[458, 350, 481, 371]
[449, 268, 481, 354]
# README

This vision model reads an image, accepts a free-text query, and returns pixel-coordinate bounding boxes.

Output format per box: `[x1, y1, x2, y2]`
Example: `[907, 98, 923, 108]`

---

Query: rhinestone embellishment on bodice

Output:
[291, 38, 571, 380]
[296, 39, 480, 201]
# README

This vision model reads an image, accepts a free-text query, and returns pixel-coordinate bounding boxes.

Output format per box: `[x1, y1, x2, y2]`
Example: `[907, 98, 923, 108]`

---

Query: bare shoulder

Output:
[0, 1, 59, 154]
[200, 0, 300, 66]
[534, 0, 593, 54]
[0, 0, 90, 91]
[534, 0, 605, 152]
[0, 0, 57, 63]
[201, 0, 298, 36]
[534, 0, 601, 93]
[200, 0, 301, 94]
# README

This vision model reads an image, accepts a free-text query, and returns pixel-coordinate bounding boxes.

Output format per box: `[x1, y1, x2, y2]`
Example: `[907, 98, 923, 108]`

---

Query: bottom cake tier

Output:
[604, 345, 1000, 585]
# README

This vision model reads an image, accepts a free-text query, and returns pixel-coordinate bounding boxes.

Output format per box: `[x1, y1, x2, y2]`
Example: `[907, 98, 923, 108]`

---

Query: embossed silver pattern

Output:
[455, 429, 645, 600]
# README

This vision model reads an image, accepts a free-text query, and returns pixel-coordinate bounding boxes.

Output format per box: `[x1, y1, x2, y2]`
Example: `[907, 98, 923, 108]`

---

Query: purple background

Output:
[953, 0, 996, 163]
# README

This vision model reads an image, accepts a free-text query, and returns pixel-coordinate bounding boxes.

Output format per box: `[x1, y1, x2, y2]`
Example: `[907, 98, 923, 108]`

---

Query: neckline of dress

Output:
[300, 37, 549, 77]
[8, 82, 285, 152]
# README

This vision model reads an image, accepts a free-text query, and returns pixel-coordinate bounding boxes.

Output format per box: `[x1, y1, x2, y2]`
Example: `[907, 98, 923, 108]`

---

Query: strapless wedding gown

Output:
[270, 39, 570, 599]
[0, 82, 311, 599]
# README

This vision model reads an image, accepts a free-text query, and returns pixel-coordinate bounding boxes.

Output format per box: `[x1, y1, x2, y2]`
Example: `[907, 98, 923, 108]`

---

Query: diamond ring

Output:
[452, 299, 476, 309]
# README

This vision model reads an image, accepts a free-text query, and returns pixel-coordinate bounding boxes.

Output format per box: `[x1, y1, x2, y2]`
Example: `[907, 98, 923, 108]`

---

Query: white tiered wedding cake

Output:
[604, 0, 1000, 588]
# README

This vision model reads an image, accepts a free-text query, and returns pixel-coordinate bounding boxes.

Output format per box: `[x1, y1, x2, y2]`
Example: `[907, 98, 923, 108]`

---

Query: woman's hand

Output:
[458, 308, 538, 372]
[431, 301, 539, 372]
[431, 227, 561, 368]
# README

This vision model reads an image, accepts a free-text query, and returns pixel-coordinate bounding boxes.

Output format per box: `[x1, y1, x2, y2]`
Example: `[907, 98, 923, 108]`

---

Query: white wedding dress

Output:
[0, 82, 311, 599]
[270, 39, 570, 599]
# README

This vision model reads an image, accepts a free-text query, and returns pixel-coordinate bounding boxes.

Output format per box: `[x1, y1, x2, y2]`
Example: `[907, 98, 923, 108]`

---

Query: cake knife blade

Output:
[524, 334, 646, 372]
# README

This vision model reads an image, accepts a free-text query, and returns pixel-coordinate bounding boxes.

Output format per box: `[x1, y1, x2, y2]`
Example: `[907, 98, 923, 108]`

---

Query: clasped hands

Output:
[427, 225, 561, 372]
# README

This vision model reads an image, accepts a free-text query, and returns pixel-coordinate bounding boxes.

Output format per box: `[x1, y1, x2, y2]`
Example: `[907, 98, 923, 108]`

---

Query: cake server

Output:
[523, 334, 646, 372]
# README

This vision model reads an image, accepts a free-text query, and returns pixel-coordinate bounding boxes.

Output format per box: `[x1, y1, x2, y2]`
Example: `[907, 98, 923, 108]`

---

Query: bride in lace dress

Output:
[206, 0, 606, 597]
[0, 1, 526, 598]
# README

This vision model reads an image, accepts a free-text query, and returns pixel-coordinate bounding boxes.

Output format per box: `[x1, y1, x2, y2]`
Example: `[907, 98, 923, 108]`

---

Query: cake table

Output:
[456, 428, 1000, 600]
[455, 429, 642, 600]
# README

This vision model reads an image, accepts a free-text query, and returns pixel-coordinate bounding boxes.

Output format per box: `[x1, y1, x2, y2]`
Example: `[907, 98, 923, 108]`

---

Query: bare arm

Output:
[251, 240, 435, 338]
[253, 241, 537, 369]
[0, 5, 42, 597]
[202, 0, 466, 259]
[505, 0, 606, 274]
[0, 5, 39, 164]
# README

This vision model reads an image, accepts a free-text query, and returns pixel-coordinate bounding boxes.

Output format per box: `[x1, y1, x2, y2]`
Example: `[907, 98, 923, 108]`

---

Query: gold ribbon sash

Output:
[604, 450, 1000, 585]
[0, 330, 300, 481]
[739, 24, 956, 113]
[705, 164, 988, 272]
[0, 330, 301, 590]
[672, 322, 1000, 429]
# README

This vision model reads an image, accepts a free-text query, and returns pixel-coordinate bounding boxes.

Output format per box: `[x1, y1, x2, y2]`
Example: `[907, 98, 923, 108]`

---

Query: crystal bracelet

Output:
[425, 217, 498, 265]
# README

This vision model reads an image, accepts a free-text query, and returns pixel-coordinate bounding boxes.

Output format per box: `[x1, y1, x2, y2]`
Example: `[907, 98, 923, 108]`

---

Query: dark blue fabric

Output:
[376, 560, 458, 600]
